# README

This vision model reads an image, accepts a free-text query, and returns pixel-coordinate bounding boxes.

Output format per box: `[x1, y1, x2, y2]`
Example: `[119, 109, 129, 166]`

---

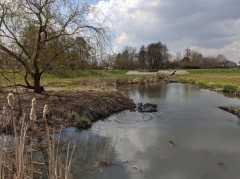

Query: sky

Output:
[94, 0, 240, 62]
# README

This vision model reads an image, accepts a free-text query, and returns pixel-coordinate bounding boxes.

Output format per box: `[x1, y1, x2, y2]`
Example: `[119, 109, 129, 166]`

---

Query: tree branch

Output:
[2, 20, 31, 59]
[0, 3, 8, 28]
[41, 43, 76, 74]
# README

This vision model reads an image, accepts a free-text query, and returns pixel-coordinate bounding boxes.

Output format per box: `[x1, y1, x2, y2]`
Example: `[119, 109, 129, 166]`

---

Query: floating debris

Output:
[217, 162, 224, 166]
[168, 140, 176, 147]
[134, 103, 158, 113]
[132, 165, 147, 177]
[99, 160, 111, 165]
[217, 161, 227, 170]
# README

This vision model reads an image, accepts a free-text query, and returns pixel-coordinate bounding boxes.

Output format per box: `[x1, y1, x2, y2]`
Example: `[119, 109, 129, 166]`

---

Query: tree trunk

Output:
[33, 73, 41, 93]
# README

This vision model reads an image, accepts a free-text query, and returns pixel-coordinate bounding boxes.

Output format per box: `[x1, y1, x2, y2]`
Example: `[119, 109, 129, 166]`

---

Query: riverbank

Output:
[0, 69, 166, 91]
[0, 70, 168, 178]
[0, 90, 135, 133]
[0, 71, 169, 134]
[173, 69, 240, 96]
[219, 106, 240, 118]
[171, 69, 240, 118]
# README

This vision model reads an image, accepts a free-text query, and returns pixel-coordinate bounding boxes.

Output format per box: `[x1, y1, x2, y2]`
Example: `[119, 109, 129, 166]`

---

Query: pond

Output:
[61, 83, 240, 179]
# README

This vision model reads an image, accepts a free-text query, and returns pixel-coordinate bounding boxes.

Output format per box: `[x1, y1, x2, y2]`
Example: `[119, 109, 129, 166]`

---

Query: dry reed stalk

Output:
[13, 117, 29, 178]
[43, 104, 49, 120]
[46, 125, 75, 179]
[0, 94, 75, 178]
[31, 98, 36, 109]
[7, 93, 15, 109]
[0, 134, 4, 178]
[0, 116, 75, 179]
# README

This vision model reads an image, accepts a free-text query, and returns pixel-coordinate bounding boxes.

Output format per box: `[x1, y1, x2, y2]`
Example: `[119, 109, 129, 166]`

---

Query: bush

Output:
[223, 84, 238, 93]
[75, 116, 92, 128]
[196, 80, 208, 88]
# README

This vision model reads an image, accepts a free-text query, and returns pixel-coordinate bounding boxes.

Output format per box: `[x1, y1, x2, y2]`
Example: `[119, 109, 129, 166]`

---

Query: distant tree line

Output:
[171, 48, 237, 69]
[0, 33, 237, 74]
[100, 46, 237, 70]
[100, 41, 170, 70]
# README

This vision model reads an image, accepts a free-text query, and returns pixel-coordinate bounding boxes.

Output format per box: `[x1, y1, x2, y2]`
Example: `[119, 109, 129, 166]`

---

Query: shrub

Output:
[75, 116, 92, 128]
[223, 84, 238, 93]
[196, 80, 208, 88]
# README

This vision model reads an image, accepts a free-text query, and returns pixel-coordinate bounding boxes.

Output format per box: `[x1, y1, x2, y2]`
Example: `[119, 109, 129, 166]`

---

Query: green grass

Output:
[43, 69, 128, 78]
[187, 69, 240, 74]
[42, 70, 145, 89]
[4, 68, 239, 95]
[0, 69, 147, 90]
[175, 68, 240, 95]
[75, 115, 92, 128]
[0, 70, 27, 84]
[2, 69, 240, 95]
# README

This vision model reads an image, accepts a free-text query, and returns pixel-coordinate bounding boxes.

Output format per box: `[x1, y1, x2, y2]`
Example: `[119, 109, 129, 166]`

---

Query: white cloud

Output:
[191, 40, 240, 61]
[95, 0, 240, 62]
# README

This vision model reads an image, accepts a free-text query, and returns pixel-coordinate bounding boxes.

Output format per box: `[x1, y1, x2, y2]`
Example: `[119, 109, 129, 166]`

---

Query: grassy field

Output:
[2, 68, 240, 95]
[0, 69, 154, 91]
[175, 69, 240, 95]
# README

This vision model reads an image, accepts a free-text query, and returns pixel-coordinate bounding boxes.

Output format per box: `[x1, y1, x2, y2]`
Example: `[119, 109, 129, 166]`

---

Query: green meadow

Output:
[1, 69, 240, 95]
[0, 70, 148, 91]
[175, 69, 240, 94]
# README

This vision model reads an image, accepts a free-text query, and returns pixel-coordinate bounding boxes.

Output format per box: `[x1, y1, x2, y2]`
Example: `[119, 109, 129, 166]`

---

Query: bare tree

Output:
[114, 46, 137, 70]
[185, 48, 191, 58]
[0, 0, 110, 93]
[190, 50, 203, 67]
[147, 42, 168, 69]
[138, 45, 146, 69]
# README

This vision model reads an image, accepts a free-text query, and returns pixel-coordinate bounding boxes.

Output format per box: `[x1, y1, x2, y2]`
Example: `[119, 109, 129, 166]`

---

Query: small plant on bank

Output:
[223, 84, 238, 93]
[196, 80, 208, 88]
[75, 115, 92, 128]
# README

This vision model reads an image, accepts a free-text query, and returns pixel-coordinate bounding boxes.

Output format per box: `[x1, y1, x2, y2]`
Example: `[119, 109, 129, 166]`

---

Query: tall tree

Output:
[114, 46, 137, 70]
[138, 45, 146, 69]
[147, 42, 168, 69]
[0, 0, 110, 92]
[162, 44, 169, 68]
[185, 48, 191, 58]
[190, 51, 203, 67]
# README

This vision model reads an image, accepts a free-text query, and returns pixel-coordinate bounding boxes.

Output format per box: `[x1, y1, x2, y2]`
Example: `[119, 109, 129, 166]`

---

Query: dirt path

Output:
[126, 70, 189, 75]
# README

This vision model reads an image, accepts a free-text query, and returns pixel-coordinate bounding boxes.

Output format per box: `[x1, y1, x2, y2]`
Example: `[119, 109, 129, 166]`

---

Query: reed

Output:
[0, 100, 74, 178]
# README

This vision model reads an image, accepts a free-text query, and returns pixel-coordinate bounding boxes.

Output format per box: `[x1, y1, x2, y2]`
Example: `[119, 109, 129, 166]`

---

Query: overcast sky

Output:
[95, 0, 240, 62]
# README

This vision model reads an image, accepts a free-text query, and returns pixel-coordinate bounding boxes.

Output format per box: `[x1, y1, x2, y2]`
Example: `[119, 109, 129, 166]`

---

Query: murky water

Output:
[62, 83, 240, 179]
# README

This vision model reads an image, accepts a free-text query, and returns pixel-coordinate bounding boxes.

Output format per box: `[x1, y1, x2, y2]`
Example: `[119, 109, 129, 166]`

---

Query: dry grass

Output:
[0, 90, 136, 132]
[0, 113, 74, 178]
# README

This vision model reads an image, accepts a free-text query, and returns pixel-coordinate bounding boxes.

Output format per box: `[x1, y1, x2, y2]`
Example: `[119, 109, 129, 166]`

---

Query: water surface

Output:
[62, 83, 240, 179]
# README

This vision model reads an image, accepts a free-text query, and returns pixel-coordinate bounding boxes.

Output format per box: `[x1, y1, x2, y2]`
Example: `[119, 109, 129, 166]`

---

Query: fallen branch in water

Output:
[131, 165, 147, 177]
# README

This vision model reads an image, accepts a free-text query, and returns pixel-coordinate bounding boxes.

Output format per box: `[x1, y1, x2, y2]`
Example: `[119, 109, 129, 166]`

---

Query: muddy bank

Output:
[115, 72, 168, 86]
[0, 90, 135, 132]
[0, 72, 170, 134]
[219, 106, 240, 118]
